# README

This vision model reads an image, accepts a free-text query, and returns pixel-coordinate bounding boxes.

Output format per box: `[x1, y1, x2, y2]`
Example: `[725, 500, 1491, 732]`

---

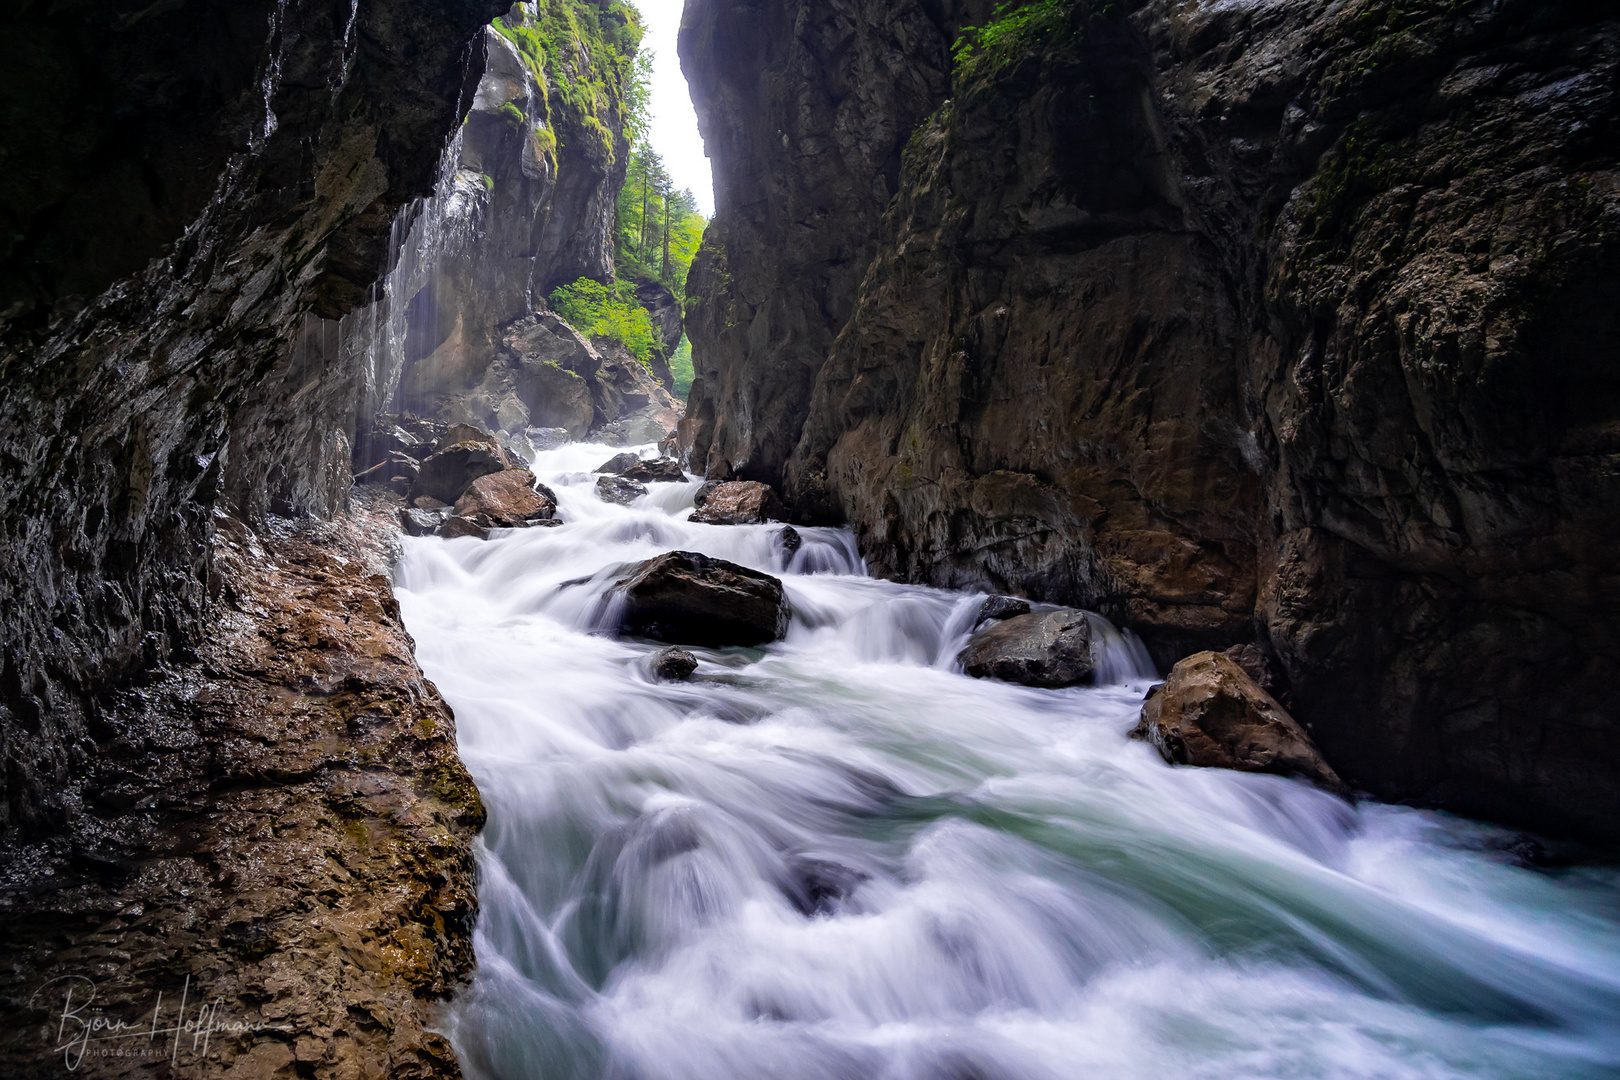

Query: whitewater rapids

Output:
[394, 442, 1620, 1080]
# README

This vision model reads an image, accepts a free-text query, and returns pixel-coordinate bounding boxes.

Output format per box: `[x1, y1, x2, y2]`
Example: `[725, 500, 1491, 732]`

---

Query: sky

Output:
[634, 0, 715, 216]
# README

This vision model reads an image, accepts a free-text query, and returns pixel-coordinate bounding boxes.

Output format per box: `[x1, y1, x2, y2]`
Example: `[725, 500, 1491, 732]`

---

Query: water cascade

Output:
[395, 443, 1620, 1080]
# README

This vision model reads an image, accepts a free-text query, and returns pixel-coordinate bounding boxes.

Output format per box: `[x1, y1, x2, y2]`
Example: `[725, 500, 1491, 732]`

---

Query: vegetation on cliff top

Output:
[549, 277, 661, 363]
[951, 0, 1079, 83]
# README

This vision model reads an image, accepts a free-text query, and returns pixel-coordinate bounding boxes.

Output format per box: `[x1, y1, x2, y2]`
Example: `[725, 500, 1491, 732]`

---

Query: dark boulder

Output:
[779, 526, 802, 556]
[436, 516, 491, 541]
[977, 596, 1031, 625]
[620, 457, 687, 483]
[452, 469, 558, 529]
[1133, 652, 1347, 796]
[614, 551, 788, 647]
[410, 442, 509, 505]
[958, 609, 1096, 688]
[597, 474, 648, 506]
[690, 480, 785, 525]
[595, 451, 643, 474]
[651, 647, 699, 681]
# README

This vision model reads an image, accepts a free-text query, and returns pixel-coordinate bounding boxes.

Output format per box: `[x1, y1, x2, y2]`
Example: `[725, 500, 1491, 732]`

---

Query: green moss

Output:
[481, 172, 495, 193]
[497, 101, 525, 128]
[1304, 118, 1409, 237]
[952, 0, 1079, 84]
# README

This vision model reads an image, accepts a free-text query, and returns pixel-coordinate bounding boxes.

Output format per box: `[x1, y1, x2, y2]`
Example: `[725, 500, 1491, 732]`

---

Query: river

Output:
[394, 442, 1620, 1080]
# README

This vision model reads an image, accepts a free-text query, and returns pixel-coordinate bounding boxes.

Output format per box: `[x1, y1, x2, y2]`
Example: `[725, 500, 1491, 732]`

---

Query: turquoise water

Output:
[395, 442, 1620, 1080]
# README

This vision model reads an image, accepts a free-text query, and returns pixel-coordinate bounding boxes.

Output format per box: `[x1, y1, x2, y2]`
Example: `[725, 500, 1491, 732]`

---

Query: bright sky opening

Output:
[636, 0, 714, 216]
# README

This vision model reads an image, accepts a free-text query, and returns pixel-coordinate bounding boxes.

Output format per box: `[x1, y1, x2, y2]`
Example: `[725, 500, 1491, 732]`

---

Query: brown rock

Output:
[614, 550, 788, 647]
[958, 609, 1096, 688]
[620, 457, 687, 483]
[690, 480, 786, 525]
[437, 515, 490, 541]
[596, 451, 644, 474]
[410, 441, 509, 505]
[452, 468, 558, 529]
[1133, 652, 1347, 795]
[438, 422, 500, 453]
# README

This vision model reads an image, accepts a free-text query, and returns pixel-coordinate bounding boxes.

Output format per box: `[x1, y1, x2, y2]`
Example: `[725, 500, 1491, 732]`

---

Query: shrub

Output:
[549, 277, 659, 363]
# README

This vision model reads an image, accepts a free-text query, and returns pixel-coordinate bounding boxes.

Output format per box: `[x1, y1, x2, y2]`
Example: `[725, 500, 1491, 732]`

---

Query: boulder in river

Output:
[410, 441, 508, 505]
[1132, 651, 1348, 795]
[619, 457, 687, 483]
[452, 469, 559, 529]
[651, 647, 699, 680]
[958, 609, 1095, 688]
[977, 596, 1032, 625]
[436, 515, 490, 541]
[595, 451, 643, 475]
[690, 480, 785, 525]
[779, 525, 802, 557]
[614, 551, 788, 647]
[597, 474, 648, 506]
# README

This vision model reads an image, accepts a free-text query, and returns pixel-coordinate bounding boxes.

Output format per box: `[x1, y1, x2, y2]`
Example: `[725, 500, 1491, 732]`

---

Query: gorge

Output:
[1, 0, 1618, 1077]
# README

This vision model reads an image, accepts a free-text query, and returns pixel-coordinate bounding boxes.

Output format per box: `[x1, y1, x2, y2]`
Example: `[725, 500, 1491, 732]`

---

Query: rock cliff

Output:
[0, 0, 505, 1072]
[681, 0, 1620, 841]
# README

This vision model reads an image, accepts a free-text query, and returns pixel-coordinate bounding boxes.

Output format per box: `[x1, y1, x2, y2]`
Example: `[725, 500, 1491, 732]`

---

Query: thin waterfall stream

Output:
[394, 442, 1620, 1080]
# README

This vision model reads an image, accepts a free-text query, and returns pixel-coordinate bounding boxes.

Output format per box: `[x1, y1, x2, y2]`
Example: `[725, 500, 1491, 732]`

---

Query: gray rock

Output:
[410, 442, 508, 505]
[595, 451, 644, 474]
[619, 457, 687, 483]
[597, 474, 648, 506]
[958, 609, 1096, 689]
[399, 508, 450, 537]
[977, 596, 1031, 625]
[779, 526, 802, 556]
[614, 551, 788, 647]
[651, 647, 699, 681]
[690, 480, 785, 525]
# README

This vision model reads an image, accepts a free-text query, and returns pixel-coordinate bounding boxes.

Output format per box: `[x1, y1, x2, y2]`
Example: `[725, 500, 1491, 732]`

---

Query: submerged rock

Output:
[651, 646, 699, 681]
[1132, 651, 1347, 795]
[958, 609, 1095, 688]
[690, 480, 786, 525]
[977, 596, 1032, 625]
[597, 474, 648, 506]
[452, 468, 558, 529]
[410, 441, 508, 505]
[614, 551, 788, 647]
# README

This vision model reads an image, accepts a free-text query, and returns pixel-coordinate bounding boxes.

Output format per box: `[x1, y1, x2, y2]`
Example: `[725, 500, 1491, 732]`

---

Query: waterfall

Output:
[394, 441, 1620, 1080]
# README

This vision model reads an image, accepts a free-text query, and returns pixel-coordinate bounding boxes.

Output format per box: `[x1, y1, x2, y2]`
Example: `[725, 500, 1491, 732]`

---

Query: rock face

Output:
[690, 480, 786, 526]
[0, 501, 485, 1079]
[614, 551, 789, 647]
[679, 0, 1620, 841]
[0, 0, 505, 842]
[371, 16, 684, 444]
[452, 468, 559, 528]
[1134, 652, 1347, 796]
[958, 609, 1096, 689]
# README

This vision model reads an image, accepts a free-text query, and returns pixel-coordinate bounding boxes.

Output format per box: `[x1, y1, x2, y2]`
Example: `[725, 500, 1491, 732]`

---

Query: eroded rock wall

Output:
[681, 0, 1620, 840]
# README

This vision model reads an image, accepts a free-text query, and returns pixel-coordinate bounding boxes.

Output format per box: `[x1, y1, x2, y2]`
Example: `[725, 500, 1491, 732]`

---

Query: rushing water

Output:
[395, 442, 1620, 1080]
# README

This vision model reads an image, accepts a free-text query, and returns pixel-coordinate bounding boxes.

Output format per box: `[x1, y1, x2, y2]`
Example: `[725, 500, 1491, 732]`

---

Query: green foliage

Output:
[614, 137, 707, 300]
[498, 101, 525, 127]
[491, 0, 643, 161]
[668, 335, 695, 399]
[549, 277, 660, 363]
[952, 0, 1076, 83]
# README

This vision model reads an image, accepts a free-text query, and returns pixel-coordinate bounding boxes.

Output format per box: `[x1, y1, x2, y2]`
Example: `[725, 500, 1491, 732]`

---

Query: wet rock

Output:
[452, 468, 559, 529]
[651, 647, 699, 681]
[958, 609, 1096, 689]
[595, 451, 644, 474]
[436, 515, 491, 541]
[527, 426, 570, 451]
[781, 854, 869, 917]
[597, 474, 648, 506]
[691, 480, 786, 525]
[1223, 643, 1280, 697]
[619, 457, 687, 483]
[779, 526, 802, 556]
[412, 495, 450, 511]
[399, 507, 450, 537]
[614, 551, 788, 647]
[1132, 652, 1347, 796]
[437, 422, 500, 453]
[977, 596, 1031, 625]
[693, 479, 720, 507]
[410, 441, 509, 505]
